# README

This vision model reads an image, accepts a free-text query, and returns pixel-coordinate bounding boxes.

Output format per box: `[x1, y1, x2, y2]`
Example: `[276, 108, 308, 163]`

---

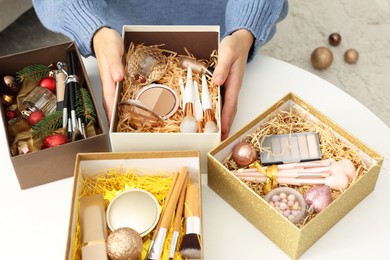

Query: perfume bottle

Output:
[1, 76, 21, 106]
[22, 86, 56, 115]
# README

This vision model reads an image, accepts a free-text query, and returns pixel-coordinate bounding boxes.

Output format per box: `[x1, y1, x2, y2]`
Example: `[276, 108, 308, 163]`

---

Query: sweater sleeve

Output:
[32, 0, 110, 57]
[225, 0, 288, 61]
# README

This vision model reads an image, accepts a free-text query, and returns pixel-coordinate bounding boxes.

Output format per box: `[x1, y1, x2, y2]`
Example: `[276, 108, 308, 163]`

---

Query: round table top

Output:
[0, 55, 389, 259]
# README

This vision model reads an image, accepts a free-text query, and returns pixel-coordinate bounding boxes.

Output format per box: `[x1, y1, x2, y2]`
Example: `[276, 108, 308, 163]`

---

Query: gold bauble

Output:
[311, 47, 333, 70]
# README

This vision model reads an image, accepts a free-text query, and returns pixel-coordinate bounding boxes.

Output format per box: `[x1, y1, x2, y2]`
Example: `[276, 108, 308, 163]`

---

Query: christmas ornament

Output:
[32, 111, 62, 139]
[1, 76, 21, 106]
[38, 73, 56, 93]
[42, 133, 67, 148]
[311, 47, 333, 70]
[6, 110, 17, 120]
[304, 185, 333, 213]
[344, 48, 359, 64]
[106, 227, 143, 260]
[328, 33, 341, 46]
[232, 142, 258, 167]
[27, 111, 45, 126]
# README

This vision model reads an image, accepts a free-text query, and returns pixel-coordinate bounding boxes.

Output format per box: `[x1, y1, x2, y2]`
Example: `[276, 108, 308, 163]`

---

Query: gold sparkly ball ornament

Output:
[311, 47, 333, 70]
[344, 48, 359, 64]
[328, 33, 341, 46]
[106, 227, 143, 260]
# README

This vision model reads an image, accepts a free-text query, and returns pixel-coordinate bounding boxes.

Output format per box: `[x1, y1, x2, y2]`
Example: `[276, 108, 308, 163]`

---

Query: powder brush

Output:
[179, 182, 202, 258]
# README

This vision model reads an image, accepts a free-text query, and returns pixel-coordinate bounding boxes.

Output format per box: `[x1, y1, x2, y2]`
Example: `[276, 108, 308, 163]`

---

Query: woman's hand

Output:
[212, 29, 254, 140]
[93, 27, 125, 124]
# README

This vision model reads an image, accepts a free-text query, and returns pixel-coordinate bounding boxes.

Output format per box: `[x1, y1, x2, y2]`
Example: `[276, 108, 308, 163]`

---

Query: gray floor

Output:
[1, 5, 389, 128]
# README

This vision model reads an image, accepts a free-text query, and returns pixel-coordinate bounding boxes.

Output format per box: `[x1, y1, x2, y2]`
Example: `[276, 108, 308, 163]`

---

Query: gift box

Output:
[109, 26, 221, 173]
[65, 151, 203, 260]
[207, 92, 384, 259]
[0, 42, 109, 189]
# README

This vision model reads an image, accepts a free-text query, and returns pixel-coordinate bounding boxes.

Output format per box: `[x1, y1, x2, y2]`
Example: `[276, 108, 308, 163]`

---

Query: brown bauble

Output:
[328, 33, 341, 46]
[344, 48, 359, 64]
[106, 227, 143, 260]
[311, 47, 333, 70]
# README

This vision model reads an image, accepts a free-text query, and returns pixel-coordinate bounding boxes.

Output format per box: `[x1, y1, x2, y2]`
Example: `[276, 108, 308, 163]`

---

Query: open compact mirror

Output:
[134, 84, 179, 120]
[118, 83, 179, 125]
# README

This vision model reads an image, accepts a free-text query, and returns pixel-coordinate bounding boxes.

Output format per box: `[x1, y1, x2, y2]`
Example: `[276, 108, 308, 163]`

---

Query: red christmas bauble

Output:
[27, 111, 45, 126]
[38, 76, 56, 93]
[42, 134, 67, 149]
[6, 110, 17, 120]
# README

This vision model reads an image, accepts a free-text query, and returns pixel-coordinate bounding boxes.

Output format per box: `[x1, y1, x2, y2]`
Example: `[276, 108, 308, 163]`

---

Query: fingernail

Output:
[113, 71, 122, 81]
[215, 74, 224, 85]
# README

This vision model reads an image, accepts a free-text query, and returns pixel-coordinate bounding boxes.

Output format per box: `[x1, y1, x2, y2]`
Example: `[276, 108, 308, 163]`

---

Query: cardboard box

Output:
[0, 42, 109, 189]
[65, 151, 203, 259]
[110, 26, 221, 173]
[207, 92, 384, 259]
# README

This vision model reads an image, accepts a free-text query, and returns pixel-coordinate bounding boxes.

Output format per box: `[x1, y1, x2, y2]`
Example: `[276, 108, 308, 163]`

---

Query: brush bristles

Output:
[179, 233, 201, 259]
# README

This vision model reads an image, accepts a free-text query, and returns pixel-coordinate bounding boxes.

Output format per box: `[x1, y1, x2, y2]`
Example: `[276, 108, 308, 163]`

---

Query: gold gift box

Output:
[65, 151, 203, 260]
[207, 92, 383, 259]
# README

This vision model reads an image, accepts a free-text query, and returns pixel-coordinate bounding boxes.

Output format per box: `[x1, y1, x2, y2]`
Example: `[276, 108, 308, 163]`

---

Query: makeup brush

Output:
[201, 75, 218, 133]
[179, 182, 202, 259]
[147, 172, 179, 254]
[180, 67, 197, 133]
[169, 173, 188, 260]
[146, 167, 189, 260]
[238, 172, 349, 191]
[193, 80, 204, 132]
[178, 57, 213, 76]
[179, 77, 185, 109]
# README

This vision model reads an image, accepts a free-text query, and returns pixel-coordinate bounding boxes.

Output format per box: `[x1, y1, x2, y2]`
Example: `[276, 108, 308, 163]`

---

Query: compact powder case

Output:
[260, 132, 322, 165]
[134, 84, 179, 120]
[106, 189, 161, 237]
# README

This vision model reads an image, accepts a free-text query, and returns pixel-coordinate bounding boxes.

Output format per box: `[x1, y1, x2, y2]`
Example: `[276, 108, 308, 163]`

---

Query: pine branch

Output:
[16, 64, 51, 83]
[76, 87, 97, 124]
[32, 111, 63, 139]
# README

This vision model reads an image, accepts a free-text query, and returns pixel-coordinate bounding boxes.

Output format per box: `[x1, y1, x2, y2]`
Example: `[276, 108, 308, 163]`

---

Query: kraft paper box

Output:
[0, 42, 109, 189]
[109, 26, 221, 173]
[207, 92, 384, 259]
[65, 151, 203, 260]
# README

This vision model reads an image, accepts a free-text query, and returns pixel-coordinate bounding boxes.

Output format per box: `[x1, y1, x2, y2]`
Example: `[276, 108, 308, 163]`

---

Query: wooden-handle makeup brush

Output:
[147, 172, 179, 254]
[180, 67, 197, 133]
[179, 182, 202, 259]
[146, 167, 188, 260]
[201, 75, 218, 133]
[169, 173, 188, 260]
[193, 80, 204, 133]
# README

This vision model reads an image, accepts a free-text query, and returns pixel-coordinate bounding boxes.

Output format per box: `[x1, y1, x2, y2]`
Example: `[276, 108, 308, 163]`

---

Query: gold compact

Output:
[134, 84, 179, 120]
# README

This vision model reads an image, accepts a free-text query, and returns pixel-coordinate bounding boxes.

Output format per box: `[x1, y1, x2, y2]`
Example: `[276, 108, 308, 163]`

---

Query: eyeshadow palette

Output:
[260, 132, 322, 165]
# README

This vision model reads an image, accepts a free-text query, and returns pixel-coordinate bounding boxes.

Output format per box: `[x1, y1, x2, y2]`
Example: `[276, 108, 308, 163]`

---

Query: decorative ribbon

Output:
[249, 161, 278, 194]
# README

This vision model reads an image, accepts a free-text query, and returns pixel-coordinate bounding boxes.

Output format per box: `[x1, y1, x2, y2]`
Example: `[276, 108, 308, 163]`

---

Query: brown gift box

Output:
[65, 151, 203, 259]
[109, 26, 221, 173]
[0, 42, 109, 189]
[207, 92, 384, 259]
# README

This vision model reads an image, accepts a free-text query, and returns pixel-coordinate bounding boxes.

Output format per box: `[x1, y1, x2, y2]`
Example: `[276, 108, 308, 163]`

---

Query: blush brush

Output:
[179, 182, 202, 259]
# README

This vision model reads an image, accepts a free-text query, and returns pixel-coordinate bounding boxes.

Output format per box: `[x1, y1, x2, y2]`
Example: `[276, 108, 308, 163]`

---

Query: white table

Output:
[1, 55, 389, 260]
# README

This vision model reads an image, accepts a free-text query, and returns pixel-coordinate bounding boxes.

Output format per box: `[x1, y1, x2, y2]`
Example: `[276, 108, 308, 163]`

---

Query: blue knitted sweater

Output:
[32, 0, 288, 59]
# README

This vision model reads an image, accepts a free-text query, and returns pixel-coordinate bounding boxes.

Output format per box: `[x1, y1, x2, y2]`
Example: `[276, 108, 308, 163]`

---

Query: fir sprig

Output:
[16, 64, 51, 83]
[32, 111, 63, 139]
[76, 87, 97, 124]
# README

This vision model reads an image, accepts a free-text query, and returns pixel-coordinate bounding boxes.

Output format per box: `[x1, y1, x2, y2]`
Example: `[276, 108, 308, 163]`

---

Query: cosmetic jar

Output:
[264, 187, 306, 224]
[106, 189, 161, 237]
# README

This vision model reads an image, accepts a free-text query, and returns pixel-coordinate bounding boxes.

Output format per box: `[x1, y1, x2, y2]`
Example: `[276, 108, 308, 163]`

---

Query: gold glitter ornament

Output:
[311, 47, 333, 70]
[344, 48, 359, 64]
[106, 227, 143, 260]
